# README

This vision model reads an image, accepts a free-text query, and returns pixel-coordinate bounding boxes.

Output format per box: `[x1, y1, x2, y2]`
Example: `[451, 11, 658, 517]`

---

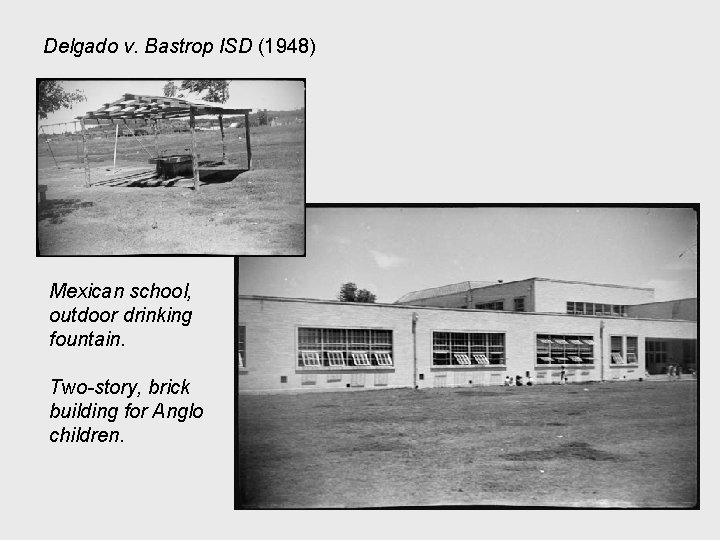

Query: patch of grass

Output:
[238, 381, 697, 508]
[38, 199, 94, 224]
[37, 125, 304, 255]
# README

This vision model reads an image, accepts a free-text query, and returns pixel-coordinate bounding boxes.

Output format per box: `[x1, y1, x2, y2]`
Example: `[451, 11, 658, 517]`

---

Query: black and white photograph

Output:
[236, 206, 698, 508]
[37, 79, 305, 255]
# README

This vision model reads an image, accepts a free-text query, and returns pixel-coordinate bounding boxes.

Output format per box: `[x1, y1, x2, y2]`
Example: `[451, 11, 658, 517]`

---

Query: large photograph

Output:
[236, 206, 698, 508]
[37, 79, 305, 256]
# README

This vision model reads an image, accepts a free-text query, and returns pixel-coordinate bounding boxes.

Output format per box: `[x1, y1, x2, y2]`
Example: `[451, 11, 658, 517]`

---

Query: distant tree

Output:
[338, 282, 357, 302]
[338, 282, 376, 303]
[162, 80, 229, 103]
[162, 80, 178, 98]
[355, 289, 377, 303]
[37, 80, 86, 119]
[257, 109, 268, 126]
[181, 80, 229, 103]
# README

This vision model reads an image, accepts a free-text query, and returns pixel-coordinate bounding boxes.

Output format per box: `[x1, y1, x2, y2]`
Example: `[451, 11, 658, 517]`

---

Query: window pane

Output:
[488, 333, 505, 363]
[433, 332, 451, 365]
[578, 336, 594, 363]
[349, 329, 369, 350]
[371, 330, 392, 351]
[450, 333, 469, 362]
[298, 328, 321, 348]
[324, 328, 346, 349]
[626, 336, 638, 363]
[610, 335, 623, 364]
[469, 333, 487, 354]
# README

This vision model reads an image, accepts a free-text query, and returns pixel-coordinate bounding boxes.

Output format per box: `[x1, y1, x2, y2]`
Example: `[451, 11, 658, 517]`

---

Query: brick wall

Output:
[238, 297, 696, 393]
[534, 280, 655, 313]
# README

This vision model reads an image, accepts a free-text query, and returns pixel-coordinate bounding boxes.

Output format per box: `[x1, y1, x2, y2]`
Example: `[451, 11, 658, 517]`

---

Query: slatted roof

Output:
[395, 281, 496, 304]
[77, 93, 251, 121]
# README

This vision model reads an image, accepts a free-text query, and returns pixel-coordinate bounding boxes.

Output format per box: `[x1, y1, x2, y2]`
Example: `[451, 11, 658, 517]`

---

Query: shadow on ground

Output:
[38, 199, 94, 224]
[89, 168, 247, 188]
[502, 441, 620, 462]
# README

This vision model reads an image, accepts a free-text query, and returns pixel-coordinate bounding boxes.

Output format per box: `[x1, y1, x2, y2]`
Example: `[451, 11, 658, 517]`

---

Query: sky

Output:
[238, 207, 698, 303]
[40, 80, 305, 131]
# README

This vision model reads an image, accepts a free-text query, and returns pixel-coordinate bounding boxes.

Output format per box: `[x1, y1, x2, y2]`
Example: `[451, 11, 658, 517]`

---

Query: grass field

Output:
[237, 380, 697, 508]
[37, 125, 304, 255]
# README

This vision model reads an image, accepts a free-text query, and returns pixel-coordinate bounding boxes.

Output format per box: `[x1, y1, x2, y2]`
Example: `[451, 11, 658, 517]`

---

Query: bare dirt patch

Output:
[503, 441, 620, 462]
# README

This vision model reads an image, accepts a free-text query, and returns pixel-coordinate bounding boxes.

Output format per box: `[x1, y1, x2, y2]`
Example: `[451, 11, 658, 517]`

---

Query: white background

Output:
[2, 0, 715, 537]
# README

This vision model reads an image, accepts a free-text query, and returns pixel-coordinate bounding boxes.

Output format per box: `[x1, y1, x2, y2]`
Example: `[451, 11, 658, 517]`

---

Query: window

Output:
[646, 339, 668, 368]
[432, 332, 505, 366]
[566, 302, 629, 317]
[536, 334, 594, 365]
[238, 325, 246, 367]
[475, 301, 504, 310]
[626, 337, 638, 364]
[297, 327, 393, 368]
[513, 297, 525, 312]
[610, 335, 624, 364]
[611, 335, 638, 364]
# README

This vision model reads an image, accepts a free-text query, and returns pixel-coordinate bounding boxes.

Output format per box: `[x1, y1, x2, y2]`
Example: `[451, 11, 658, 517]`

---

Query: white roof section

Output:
[395, 276, 654, 304]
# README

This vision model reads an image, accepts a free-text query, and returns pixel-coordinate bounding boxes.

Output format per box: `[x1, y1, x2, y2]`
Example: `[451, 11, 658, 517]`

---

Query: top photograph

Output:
[36, 78, 305, 256]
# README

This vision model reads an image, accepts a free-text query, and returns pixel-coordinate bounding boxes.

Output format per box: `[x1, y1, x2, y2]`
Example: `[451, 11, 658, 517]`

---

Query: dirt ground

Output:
[237, 380, 697, 508]
[37, 125, 304, 255]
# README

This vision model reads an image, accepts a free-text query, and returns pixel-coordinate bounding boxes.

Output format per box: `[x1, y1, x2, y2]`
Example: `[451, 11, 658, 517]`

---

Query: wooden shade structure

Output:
[77, 94, 253, 190]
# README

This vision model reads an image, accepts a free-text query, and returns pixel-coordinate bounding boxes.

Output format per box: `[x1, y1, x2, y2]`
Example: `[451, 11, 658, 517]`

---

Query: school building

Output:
[238, 278, 697, 393]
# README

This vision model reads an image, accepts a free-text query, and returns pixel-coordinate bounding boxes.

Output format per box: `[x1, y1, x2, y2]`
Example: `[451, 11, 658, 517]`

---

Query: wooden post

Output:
[189, 107, 200, 191]
[74, 121, 80, 164]
[80, 119, 90, 187]
[153, 119, 160, 158]
[40, 126, 59, 168]
[244, 111, 252, 169]
[112, 122, 119, 174]
[218, 114, 226, 163]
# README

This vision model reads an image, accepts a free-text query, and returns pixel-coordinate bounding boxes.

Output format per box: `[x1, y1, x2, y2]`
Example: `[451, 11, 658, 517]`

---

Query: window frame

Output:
[566, 301, 629, 317]
[475, 300, 504, 310]
[296, 326, 395, 370]
[432, 330, 507, 367]
[535, 332, 595, 366]
[513, 297, 525, 312]
[610, 334, 639, 365]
